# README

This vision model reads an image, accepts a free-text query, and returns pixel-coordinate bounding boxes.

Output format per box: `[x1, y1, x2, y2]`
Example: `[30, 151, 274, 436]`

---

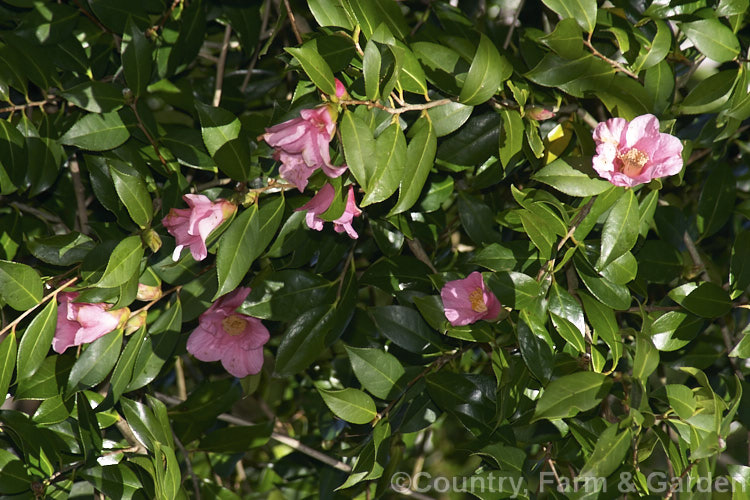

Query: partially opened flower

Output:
[296, 183, 336, 231]
[186, 287, 269, 378]
[440, 272, 501, 326]
[592, 114, 683, 187]
[332, 186, 362, 239]
[295, 184, 362, 239]
[162, 194, 236, 262]
[52, 292, 129, 354]
[262, 101, 347, 191]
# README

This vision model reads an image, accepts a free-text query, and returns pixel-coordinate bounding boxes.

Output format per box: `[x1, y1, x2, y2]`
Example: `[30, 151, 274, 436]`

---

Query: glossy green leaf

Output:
[633, 334, 659, 381]
[533, 372, 612, 421]
[67, 330, 123, 391]
[195, 101, 251, 181]
[215, 196, 284, 299]
[307, 0, 354, 29]
[0, 332, 17, 404]
[681, 19, 740, 63]
[122, 18, 153, 95]
[61, 81, 125, 113]
[239, 270, 336, 321]
[340, 110, 376, 188]
[574, 252, 632, 310]
[59, 112, 130, 151]
[597, 189, 639, 269]
[671, 282, 732, 318]
[109, 326, 147, 402]
[697, 162, 736, 239]
[109, 162, 152, 229]
[533, 158, 611, 197]
[95, 236, 144, 288]
[0, 260, 42, 311]
[459, 33, 510, 105]
[16, 299, 56, 380]
[542, 0, 597, 32]
[498, 108, 524, 168]
[578, 424, 632, 479]
[345, 346, 405, 399]
[361, 122, 407, 206]
[317, 386, 377, 424]
[347, 0, 408, 39]
[286, 39, 337, 96]
[370, 305, 444, 354]
[665, 384, 696, 419]
[389, 118, 437, 215]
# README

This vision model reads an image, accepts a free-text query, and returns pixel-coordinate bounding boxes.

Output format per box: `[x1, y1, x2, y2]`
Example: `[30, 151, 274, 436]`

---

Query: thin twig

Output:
[626, 305, 682, 313]
[682, 231, 708, 281]
[9, 202, 69, 230]
[175, 357, 188, 401]
[147, 0, 181, 38]
[503, 0, 525, 50]
[664, 461, 695, 499]
[213, 25, 233, 107]
[339, 98, 452, 115]
[584, 32, 639, 80]
[173, 432, 201, 500]
[68, 155, 89, 235]
[240, 0, 273, 93]
[130, 101, 168, 168]
[0, 100, 49, 115]
[0, 278, 78, 336]
[154, 392, 350, 472]
[282, 0, 303, 45]
[536, 197, 596, 281]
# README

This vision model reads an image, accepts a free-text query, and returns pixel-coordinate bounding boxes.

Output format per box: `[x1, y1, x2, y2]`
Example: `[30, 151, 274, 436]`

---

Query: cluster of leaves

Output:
[2, 0, 750, 498]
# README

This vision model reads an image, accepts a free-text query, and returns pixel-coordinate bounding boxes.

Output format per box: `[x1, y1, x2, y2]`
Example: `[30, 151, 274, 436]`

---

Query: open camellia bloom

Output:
[162, 194, 236, 262]
[295, 184, 362, 239]
[262, 80, 348, 191]
[440, 272, 502, 326]
[52, 292, 129, 354]
[592, 114, 683, 187]
[186, 287, 269, 378]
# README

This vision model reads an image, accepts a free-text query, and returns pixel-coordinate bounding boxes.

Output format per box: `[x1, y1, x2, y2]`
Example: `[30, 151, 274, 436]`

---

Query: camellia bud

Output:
[142, 227, 163, 253]
[136, 283, 162, 302]
[124, 310, 147, 335]
[526, 106, 556, 121]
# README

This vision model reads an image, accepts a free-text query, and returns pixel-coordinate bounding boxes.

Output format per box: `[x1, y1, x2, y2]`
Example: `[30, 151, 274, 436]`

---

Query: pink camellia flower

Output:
[592, 114, 683, 187]
[186, 287, 269, 378]
[440, 272, 501, 327]
[295, 184, 362, 239]
[262, 104, 347, 191]
[52, 292, 129, 354]
[162, 194, 236, 262]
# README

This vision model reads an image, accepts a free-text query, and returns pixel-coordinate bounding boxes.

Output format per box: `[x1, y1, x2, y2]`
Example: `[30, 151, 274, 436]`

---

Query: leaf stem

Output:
[583, 32, 639, 80]
[338, 98, 452, 115]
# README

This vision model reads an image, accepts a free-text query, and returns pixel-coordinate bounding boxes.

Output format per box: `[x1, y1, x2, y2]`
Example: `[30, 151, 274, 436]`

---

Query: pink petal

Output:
[240, 317, 270, 349]
[297, 184, 336, 215]
[624, 114, 660, 150]
[186, 326, 225, 362]
[221, 347, 265, 378]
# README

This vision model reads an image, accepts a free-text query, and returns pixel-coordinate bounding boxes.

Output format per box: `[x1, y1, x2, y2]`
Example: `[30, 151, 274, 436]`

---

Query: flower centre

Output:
[222, 314, 248, 336]
[468, 288, 487, 313]
[618, 148, 649, 178]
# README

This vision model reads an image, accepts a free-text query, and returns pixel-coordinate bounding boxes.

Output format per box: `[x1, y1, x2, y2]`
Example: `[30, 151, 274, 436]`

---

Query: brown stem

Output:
[130, 101, 168, 168]
[584, 32, 639, 80]
[0, 100, 50, 115]
[0, 277, 78, 336]
[147, 0, 181, 38]
[240, 0, 273, 93]
[537, 197, 596, 281]
[503, 0, 525, 49]
[68, 155, 89, 235]
[282, 0, 304, 45]
[212, 25, 233, 107]
[339, 98, 452, 115]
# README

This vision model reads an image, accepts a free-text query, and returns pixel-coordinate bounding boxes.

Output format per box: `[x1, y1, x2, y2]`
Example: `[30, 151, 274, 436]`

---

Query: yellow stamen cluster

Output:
[618, 148, 649, 178]
[222, 314, 248, 336]
[468, 288, 488, 313]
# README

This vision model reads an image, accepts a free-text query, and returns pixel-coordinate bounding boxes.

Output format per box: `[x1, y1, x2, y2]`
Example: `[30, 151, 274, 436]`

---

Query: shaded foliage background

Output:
[2, 0, 750, 498]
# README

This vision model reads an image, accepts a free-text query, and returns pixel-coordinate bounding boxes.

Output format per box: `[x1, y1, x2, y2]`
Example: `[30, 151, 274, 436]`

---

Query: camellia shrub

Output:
[2, 0, 750, 498]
